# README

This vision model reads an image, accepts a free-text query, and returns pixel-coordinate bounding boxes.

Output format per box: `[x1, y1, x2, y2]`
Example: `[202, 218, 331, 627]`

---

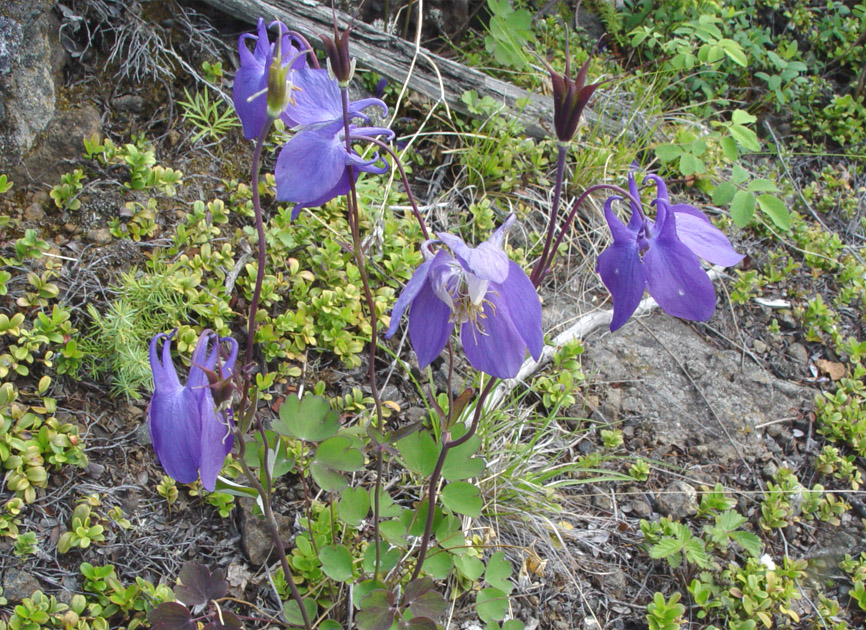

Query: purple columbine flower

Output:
[597, 173, 744, 331]
[386, 215, 543, 379]
[232, 18, 309, 140]
[275, 67, 394, 218]
[147, 330, 238, 491]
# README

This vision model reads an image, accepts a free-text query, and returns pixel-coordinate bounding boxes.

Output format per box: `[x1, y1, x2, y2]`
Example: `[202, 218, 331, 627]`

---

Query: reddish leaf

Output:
[148, 603, 196, 630]
[202, 611, 243, 630]
[174, 563, 227, 607]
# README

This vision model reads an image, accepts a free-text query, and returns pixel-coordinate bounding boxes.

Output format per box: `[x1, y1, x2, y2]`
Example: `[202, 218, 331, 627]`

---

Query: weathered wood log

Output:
[201, 0, 640, 140]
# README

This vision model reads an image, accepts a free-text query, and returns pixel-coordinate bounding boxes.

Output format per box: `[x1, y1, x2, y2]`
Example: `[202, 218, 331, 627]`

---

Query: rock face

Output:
[0, 1, 66, 179]
[584, 315, 811, 467]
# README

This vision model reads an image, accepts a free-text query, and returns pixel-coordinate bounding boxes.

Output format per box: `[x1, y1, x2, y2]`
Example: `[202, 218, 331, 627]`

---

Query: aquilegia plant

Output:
[146, 14, 743, 630]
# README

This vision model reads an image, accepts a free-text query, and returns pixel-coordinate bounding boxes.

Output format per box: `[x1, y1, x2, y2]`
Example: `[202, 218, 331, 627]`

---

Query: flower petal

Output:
[596, 199, 647, 331]
[436, 232, 510, 283]
[644, 207, 716, 321]
[496, 261, 543, 360]
[198, 397, 233, 492]
[275, 121, 348, 206]
[407, 280, 454, 369]
[673, 211, 744, 267]
[147, 334, 200, 484]
[386, 257, 436, 338]
[281, 68, 343, 127]
[460, 299, 526, 379]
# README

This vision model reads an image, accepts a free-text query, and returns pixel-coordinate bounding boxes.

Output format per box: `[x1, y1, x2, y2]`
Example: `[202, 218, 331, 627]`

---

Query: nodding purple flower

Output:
[597, 173, 744, 331]
[274, 68, 394, 219]
[147, 330, 238, 491]
[232, 18, 310, 140]
[386, 215, 543, 379]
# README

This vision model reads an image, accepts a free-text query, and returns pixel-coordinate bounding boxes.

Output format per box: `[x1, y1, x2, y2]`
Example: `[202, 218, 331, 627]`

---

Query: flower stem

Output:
[532, 182, 640, 287]
[531, 143, 568, 285]
[340, 85, 387, 581]
[409, 377, 497, 582]
[356, 135, 430, 239]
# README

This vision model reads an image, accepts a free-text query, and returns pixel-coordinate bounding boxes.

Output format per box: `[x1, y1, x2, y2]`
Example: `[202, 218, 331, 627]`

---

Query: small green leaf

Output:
[729, 124, 761, 152]
[273, 393, 340, 442]
[731, 109, 757, 125]
[397, 430, 437, 476]
[442, 425, 485, 481]
[423, 550, 454, 579]
[309, 463, 347, 492]
[654, 144, 683, 163]
[315, 435, 364, 471]
[730, 190, 756, 227]
[730, 531, 762, 557]
[720, 136, 738, 161]
[338, 487, 369, 527]
[454, 554, 485, 581]
[283, 599, 317, 628]
[477, 588, 509, 623]
[756, 194, 791, 230]
[678, 153, 706, 176]
[441, 481, 482, 517]
[712, 182, 736, 206]
[731, 164, 750, 185]
[485, 551, 514, 594]
[319, 544, 354, 582]
[747, 179, 778, 193]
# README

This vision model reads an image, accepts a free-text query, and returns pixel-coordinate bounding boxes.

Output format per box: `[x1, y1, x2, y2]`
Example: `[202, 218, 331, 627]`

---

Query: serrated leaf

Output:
[756, 194, 791, 230]
[730, 190, 756, 227]
[319, 544, 354, 582]
[147, 603, 195, 630]
[649, 538, 683, 559]
[731, 164, 750, 185]
[174, 564, 227, 607]
[477, 587, 508, 623]
[731, 109, 757, 125]
[338, 487, 369, 527]
[712, 182, 736, 206]
[274, 393, 340, 442]
[485, 551, 514, 594]
[441, 481, 482, 517]
[730, 531, 762, 557]
[719, 39, 747, 66]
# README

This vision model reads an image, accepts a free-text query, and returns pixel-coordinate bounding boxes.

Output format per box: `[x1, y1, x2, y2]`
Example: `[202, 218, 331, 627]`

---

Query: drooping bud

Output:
[321, 24, 355, 86]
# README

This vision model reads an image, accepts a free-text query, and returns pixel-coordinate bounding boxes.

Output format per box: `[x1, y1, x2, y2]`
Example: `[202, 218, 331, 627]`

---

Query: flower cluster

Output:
[231, 18, 393, 218]
[596, 173, 744, 331]
[386, 215, 543, 380]
[147, 330, 237, 491]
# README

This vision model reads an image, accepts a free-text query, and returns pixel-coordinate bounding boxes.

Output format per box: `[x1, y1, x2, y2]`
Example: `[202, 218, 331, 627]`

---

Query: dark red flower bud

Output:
[540, 39, 604, 143]
[321, 24, 355, 86]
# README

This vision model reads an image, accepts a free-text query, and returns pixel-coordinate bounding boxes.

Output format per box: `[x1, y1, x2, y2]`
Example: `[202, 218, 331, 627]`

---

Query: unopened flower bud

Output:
[321, 25, 355, 86]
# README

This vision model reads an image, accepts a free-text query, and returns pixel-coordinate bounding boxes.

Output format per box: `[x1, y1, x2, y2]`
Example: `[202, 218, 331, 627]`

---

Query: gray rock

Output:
[0, 2, 65, 177]
[753, 339, 768, 354]
[787, 342, 809, 364]
[85, 228, 113, 245]
[23, 202, 46, 222]
[239, 498, 294, 566]
[657, 481, 698, 519]
[17, 105, 102, 186]
[4, 568, 41, 601]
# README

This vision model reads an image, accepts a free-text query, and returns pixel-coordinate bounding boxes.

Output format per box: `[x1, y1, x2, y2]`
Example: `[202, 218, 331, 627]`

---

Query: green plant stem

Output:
[234, 434, 311, 630]
[409, 377, 497, 583]
[340, 85, 387, 581]
[531, 143, 568, 285]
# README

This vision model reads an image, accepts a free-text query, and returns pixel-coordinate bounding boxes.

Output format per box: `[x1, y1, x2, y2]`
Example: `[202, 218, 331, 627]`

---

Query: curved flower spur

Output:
[147, 330, 238, 491]
[386, 215, 543, 380]
[596, 173, 744, 331]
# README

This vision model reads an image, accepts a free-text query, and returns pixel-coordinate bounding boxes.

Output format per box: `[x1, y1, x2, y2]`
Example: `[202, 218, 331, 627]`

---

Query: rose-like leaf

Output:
[174, 563, 227, 607]
[147, 603, 196, 630]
